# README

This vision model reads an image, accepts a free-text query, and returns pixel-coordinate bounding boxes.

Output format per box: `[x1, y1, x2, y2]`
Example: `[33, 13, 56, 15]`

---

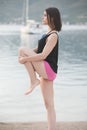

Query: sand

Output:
[0, 122, 87, 130]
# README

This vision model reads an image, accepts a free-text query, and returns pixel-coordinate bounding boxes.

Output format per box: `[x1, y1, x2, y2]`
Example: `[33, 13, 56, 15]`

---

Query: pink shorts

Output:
[44, 61, 56, 80]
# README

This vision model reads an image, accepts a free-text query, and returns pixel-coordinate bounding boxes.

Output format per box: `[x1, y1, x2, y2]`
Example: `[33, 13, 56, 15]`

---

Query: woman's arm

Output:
[21, 33, 58, 63]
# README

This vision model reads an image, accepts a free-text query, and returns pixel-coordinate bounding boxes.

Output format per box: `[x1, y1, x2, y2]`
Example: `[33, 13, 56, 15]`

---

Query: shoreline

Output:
[0, 122, 87, 130]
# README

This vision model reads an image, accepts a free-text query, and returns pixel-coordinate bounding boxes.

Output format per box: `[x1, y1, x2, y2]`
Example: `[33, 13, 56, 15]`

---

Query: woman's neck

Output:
[47, 26, 56, 33]
[48, 27, 52, 32]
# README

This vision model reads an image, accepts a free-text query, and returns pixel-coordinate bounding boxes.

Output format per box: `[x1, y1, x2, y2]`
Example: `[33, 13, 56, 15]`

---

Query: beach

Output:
[0, 122, 87, 130]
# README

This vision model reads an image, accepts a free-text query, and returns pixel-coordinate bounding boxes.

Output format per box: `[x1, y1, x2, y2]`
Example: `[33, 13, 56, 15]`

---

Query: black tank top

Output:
[37, 32, 59, 73]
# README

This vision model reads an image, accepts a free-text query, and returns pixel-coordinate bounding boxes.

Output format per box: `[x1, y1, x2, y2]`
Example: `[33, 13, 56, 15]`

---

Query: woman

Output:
[18, 7, 62, 130]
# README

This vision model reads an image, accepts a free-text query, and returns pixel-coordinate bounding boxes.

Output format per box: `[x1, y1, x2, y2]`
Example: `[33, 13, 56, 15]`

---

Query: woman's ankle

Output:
[25, 79, 40, 95]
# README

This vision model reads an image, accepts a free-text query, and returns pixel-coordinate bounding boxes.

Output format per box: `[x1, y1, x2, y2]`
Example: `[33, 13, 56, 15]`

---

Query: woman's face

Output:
[42, 11, 48, 25]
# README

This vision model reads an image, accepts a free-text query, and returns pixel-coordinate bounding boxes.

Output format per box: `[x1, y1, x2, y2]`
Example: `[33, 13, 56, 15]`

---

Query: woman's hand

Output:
[18, 56, 28, 64]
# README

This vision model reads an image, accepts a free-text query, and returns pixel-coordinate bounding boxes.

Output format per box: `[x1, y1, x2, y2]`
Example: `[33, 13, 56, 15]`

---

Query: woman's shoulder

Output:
[47, 31, 58, 38]
[47, 31, 58, 40]
[47, 30, 58, 34]
[41, 30, 58, 41]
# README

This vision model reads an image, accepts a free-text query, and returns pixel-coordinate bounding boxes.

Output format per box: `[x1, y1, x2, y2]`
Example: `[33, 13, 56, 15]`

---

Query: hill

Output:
[0, 0, 87, 24]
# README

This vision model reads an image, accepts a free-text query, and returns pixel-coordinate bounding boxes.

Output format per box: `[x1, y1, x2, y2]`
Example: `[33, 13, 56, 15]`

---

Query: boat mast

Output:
[26, 0, 29, 24]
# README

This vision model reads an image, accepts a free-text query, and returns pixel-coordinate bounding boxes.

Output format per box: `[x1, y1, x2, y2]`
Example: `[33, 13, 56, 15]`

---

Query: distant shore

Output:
[0, 122, 87, 130]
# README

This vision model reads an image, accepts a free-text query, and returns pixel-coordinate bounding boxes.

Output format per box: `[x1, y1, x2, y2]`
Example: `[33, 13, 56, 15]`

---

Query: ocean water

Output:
[0, 25, 87, 122]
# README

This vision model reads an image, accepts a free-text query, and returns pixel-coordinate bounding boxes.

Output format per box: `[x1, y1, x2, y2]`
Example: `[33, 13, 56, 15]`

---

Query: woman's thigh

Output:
[18, 47, 35, 57]
[32, 61, 48, 79]
[40, 78, 54, 106]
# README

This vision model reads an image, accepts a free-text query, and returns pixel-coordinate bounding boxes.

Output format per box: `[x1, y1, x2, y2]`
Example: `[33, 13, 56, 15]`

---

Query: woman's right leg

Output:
[18, 47, 48, 94]
[18, 47, 40, 94]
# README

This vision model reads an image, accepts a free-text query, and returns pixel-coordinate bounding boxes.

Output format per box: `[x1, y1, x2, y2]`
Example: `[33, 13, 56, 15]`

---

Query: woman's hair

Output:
[45, 7, 62, 32]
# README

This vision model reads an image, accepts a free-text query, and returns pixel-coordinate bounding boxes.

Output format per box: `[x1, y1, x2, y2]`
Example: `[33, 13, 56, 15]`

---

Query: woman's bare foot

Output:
[25, 79, 40, 95]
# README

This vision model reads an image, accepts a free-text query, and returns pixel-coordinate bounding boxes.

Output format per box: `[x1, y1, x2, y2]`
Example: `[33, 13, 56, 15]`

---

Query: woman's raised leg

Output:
[18, 47, 40, 94]
[18, 47, 48, 95]
[40, 78, 56, 130]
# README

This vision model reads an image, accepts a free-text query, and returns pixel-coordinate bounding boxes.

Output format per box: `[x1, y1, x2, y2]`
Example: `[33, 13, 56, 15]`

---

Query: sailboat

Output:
[21, 0, 44, 34]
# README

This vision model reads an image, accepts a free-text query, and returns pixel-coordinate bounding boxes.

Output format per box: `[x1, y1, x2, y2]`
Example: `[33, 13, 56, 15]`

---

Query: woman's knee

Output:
[19, 47, 33, 56]
[18, 47, 26, 54]
[18, 47, 29, 57]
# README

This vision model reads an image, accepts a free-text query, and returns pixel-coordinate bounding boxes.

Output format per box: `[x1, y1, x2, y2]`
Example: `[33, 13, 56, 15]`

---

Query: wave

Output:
[62, 24, 87, 30]
[0, 24, 22, 33]
[0, 24, 87, 34]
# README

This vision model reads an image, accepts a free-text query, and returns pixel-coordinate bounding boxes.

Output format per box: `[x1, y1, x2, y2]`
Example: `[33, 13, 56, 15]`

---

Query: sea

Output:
[0, 24, 87, 122]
